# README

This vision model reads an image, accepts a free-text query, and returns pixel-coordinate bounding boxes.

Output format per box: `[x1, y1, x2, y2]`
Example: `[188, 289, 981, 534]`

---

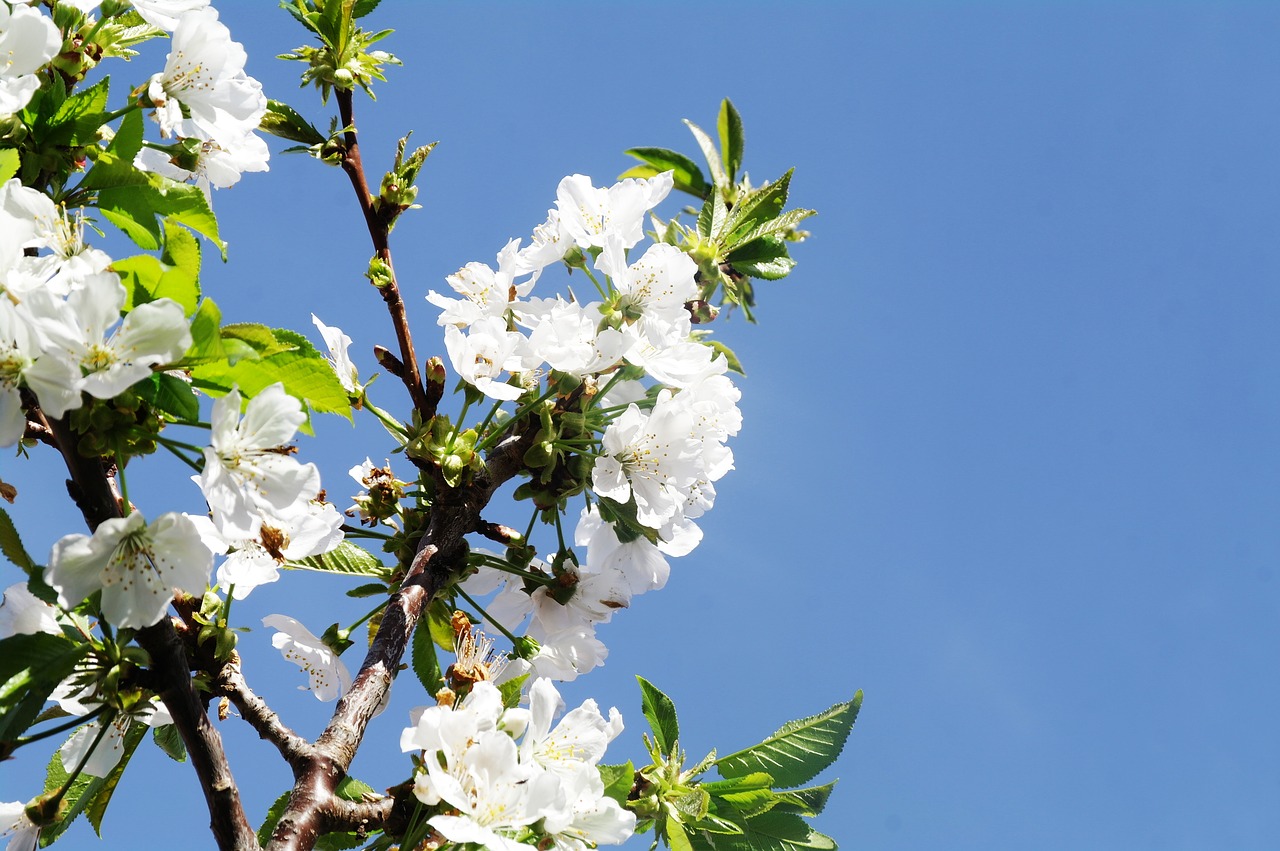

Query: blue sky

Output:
[3, 2, 1279, 849]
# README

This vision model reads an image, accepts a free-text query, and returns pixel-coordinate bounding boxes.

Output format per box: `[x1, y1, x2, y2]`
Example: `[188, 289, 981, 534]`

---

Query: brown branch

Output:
[216, 652, 315, 772]
[42, 412, 260, 851]
[336, 88, 431, 417]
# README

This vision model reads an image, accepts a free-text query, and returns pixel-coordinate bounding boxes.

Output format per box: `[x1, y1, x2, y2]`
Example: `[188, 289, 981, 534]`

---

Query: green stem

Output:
[455, 587, 524, 649]
[100, 102, 140, 125]
[474, 555, 555, 587]
[362, 399, 410, 438]
[473, 399, 503, 445]
[340, 524, 393, 541]
[14, 704, 109, 748]
[345, 599, 388, 635]
[474, 385, 559, 454]
[170, 420, 212, 429]
[115, 451, 130, 515]
[581, 264, 609, 300]
[523, 509, 538, 542]
[49, 712, 115, 808]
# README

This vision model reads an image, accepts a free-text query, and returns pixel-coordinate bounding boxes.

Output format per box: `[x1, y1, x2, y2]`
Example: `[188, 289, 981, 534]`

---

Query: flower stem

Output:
[49, 713, 115, 809]
[474, 555, 555, 587]
[345, 600, 388, 635]
[13, 704, 108, 748]
[454, 587, 523, 649]
[115, 451, 130, 515]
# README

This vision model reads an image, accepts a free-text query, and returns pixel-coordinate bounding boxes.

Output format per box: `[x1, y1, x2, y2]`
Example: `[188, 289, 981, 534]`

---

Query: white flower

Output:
[194, 501, 344, 599]
[135, 118, 269, 199]
[514, 208, 571, 280]
[0, 299, 81, 446]
[195, 384, 321, 538]
[0, 800, 39, 851]
[46, 512, 212, 629]
[443, 316, 529, 402]
[598, 237, 698, 350]
[527, 623, 608, 683]
[515, 297, 624, 378]
[310, 314, 360, 394]
[0, 582, 60, 638]
[25, 272, 192, 400]
[262, 614, 350, 702]
[591, 391, 702, 529]
[0, 179, 112, 298]
[428, 238, 529, 329]
[146, 8, 266, 139]
[555, 172, 673, 250]
[575, 506, 673, 594]
[0, 4, 59, 117]
[521, 678, 622, 777]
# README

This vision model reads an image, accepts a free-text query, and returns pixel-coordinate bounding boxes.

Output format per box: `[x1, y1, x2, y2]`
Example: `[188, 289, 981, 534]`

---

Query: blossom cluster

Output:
[400, 678, 634, 851]
[440, 173, 741, 680]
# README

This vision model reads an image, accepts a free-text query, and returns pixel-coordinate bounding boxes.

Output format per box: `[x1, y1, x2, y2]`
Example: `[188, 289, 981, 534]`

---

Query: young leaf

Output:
[0, 507, 38, 574]
[724, 236, 797, 282]
[623, 147, 709, 199]
[43, 720, 147, 840]
[704, 340, 746, 377]
[715, 693, 861, 789]
[426, 598, 455, 652]
[46, 77, 109, 146]
[151, 724, 188, 762]
[109, 108, 146, 162]
[136, 373, 200, 422]
[284, 541, 393, 579]
[721, 171, 793, 249]
[770, 782, 836, 818]
[598, 761, 635, 808]
[498, 673, 528, 709]
[260, 99, 327, 146]
[256, 791, 292, 847]
[717, 99, 744, 186]
[411, 616, 443, 698]
[710, 810, 837, 851]
[684, 119, 727, 189]
[0, 149, 18, 183]
[0, 635, 88, 743]
[637, 676, 679, 755]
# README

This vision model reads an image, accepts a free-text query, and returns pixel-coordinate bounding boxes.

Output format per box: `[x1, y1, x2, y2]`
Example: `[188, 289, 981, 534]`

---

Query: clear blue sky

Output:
[3, 2, 1279, 849]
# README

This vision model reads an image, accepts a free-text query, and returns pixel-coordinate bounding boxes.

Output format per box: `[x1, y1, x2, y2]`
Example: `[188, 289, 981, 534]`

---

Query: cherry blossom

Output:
[0, 4, 59, 117]
[262, 614, 351, 702]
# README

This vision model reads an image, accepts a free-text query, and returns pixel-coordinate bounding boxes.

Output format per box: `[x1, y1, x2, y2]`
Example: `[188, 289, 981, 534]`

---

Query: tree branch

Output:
[216, 652, 316, 773]
[336, 88, 431, 418]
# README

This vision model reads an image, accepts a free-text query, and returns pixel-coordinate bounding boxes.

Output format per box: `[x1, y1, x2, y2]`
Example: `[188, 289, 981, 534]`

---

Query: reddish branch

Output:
[335, 88, 431, 418]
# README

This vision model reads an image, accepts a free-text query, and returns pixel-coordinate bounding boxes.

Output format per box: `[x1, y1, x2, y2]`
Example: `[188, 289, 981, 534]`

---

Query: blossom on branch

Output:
[0, 3, 59, 117]
[262, 614, 350, 702]
[46, 512, 212, 630]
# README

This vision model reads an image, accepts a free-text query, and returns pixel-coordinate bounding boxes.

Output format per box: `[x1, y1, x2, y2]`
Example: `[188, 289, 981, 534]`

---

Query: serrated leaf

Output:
[771, 782, 836, 818]
[109, 107, 145, 162]
[97, 186, 162, 249]
[151, 724, 187, 762]
[42, 719, 147, 841]
[715, 693, 860, 789]
[0, 507, 38, 574]
[0, 149, 18, 183]
[724, 235, 796, 282]
[667, 816, 695, 851]
[703, 773, 774, 794]
[47, 77, 108, 146]
[727, 209, 816, 253]
[345, 582, 387, 598]
[623, 147, 708, 199]
[257, 791, 292, 847]
[260, 99, 327, 146]
[284, 541, 392, 579]
[710, 811, 836, 851]
[721, 171, 793, 248]
[684, 119, 726, 188]
[718, 99, 744, 186]
[637, 676, 679, 755]
[411, 616, 443, 698]
[498, 673, 528, 709]
[352, 0, 382, 17]
[136, 372, 199, 422]
[220, 323, 294, 357]
[180, 298, 225, 365]
[0, 635, 87, 743]
[599, 761, 634, 808]
[426, 598, 454, 652]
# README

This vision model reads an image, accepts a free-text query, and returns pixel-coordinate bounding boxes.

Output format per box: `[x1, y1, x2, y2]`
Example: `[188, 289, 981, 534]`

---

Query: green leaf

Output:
[97, 186, 162, 250]
[109, 108, 145, 162]
[0, 507, 38, 574]
[703, 772, 773, 795]
[0, 635, 88, 744]
[256, 791, 291, 847]
[0, 149, 18, 183]
[220, 323, 295, 357]
[684, 119, 727, 188]
[47, 77, 109, 146]
[599, 761, 635, 808]
[190, 326, 351, 420]
[411, 616, 443, 698]
[160, 219, 202, 312]
[136, 372, 200, 422]
[724, 235, 796, 282]
[182, 298, 225, 365]
[426, 598, 455, 652]
[43, 719, 147, 841]
[284, 541, 392, 579]
[728, 208, 816, 253]
[771, 782, 836, 818]
[637, 676, 679, 755]
[711, 810, 837, 851]
[717, 99, 744, 186]
[151, 724, 188, 762]
[113, 238, 201, 315]
[498, 673, 528, 710]
[721, 171, 793, 249]
[623, 147, 708, 199]
[319, 776, 381, 848]
[352, 0, 383, 17]
[345, 582, 388, 598]
[260, 99, 326, 146]
[667, 816, 695, 851]
[705, 339, 746, 377]
[715, 693, 861, 789]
